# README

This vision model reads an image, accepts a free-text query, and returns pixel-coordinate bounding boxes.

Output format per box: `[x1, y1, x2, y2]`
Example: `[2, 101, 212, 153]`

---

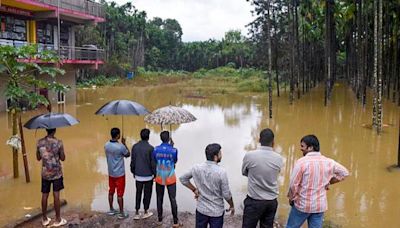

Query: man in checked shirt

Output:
[286, 135, 349, 228]
[180, 143, 234, 228]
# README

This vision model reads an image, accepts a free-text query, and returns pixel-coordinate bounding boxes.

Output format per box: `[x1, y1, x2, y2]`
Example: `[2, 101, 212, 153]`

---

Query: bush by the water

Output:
[77, 75, 119, 88]
[80, 66, 275, 93]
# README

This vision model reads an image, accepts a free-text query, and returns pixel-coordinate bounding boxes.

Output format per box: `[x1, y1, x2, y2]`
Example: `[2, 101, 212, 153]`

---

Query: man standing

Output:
[131, 128, 156, 220]
[286, 135, 349, 228]
[37, 128, 67, 227]
[242, 128, 284, 228]
[104, 128, 130, 219]
[180, 143, 235, 228]
[153, 131, 181, 227]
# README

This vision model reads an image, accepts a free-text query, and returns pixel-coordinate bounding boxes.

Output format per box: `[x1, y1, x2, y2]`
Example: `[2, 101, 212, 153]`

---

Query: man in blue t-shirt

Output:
[104, 128, 130, 219]
[153, 131, 181, 227]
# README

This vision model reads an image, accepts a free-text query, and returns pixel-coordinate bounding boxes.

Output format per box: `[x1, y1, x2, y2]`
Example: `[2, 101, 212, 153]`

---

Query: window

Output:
[0, 15, 27, 41]
[57, 90, 65, 104]
[37, 22, 54, 45]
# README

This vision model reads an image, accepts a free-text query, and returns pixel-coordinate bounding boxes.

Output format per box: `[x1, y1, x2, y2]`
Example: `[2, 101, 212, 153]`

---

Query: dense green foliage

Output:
[75, 1, 256, 79]
[0, 45, 66, 110]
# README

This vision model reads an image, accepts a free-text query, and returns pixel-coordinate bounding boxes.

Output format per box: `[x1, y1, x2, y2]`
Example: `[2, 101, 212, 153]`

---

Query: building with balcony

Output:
[0, 0, 105, 112]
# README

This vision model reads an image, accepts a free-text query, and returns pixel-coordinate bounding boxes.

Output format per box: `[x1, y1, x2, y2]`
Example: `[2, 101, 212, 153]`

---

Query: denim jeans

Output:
[196, 210, 224, 228]
[286, 206, 324, 228]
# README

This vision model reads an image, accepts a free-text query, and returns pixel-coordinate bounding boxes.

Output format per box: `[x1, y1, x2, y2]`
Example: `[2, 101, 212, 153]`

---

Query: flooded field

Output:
[0, 82, 399, 227]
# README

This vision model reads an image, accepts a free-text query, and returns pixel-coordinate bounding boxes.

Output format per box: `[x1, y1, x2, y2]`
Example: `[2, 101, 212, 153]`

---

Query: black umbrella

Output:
[95, 100, 150, 135]
[24, 112, 79, 129]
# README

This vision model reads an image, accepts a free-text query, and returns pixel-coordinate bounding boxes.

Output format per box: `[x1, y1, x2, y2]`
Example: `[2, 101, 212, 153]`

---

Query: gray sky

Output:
[114, 0, 255, 42]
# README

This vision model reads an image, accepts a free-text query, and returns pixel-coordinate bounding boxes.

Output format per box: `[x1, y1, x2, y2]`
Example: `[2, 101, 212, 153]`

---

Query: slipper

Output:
[42, 217, 51, 226]
[51, 218, 67, 227]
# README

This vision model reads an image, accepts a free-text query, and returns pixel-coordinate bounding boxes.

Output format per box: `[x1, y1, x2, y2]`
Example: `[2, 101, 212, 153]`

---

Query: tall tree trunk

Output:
[373, 0, 378, 127]
[376, 0, 383, 134]
[267, 0, 272, 119]
[324, 0, 334, 106]
[289, 0, 295, 104]
[12, 108, 19, 178]
[273, 7, 280, 97]
[294, 2, 301, 99]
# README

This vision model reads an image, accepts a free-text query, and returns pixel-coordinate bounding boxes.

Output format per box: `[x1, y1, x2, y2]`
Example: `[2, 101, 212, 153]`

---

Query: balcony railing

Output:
[58, 45, 105, 61]
[37, 44, 104, 62]
[36, 0, 105, 19]
[0, 40, 104, 62]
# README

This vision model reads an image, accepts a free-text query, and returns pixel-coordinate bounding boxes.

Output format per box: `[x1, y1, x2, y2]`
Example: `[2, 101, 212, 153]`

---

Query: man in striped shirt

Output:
[286, 135, 349, 228]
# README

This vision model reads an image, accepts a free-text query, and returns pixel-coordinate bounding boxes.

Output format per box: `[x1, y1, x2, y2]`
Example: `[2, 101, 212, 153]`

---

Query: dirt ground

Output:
[19, 209, 284, 228]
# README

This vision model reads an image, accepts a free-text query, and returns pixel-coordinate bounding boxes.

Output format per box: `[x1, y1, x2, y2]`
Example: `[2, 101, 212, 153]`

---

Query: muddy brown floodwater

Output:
[0, 82, 399, 227]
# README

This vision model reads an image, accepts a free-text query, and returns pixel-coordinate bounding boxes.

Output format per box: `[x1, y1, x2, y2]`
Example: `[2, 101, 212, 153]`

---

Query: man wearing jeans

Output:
[286, 135, 349, 228]
[105, 128, 130, 219]
[153, 131, 181, 227]
[131, 128, 156, 220]
[242, 128, 284, 228]
[180, 143, 235, 228]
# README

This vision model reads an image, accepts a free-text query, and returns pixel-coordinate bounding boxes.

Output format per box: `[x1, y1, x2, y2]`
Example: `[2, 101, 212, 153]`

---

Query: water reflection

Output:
[0, 83, 399, 227]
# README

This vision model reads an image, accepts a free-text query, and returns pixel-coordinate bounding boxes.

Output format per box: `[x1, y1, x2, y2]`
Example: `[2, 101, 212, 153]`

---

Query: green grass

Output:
[80, 66, 278, 93]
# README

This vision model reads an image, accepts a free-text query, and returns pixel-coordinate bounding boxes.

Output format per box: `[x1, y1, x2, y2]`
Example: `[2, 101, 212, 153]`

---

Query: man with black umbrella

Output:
[105, 127, 130, 219]
[36, 128, 67, 227]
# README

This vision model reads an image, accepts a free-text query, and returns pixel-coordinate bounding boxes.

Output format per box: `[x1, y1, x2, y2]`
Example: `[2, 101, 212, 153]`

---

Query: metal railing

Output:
[36, 0, 105, 19]
[59, 45, 105, 61]
[0, 40, 104, 61]
[37, 44, 104, 61]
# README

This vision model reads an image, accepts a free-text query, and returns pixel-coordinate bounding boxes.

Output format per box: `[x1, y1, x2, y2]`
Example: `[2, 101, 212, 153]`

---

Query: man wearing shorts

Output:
[37, 128, 67, 227]
[105, 128, 130, 219]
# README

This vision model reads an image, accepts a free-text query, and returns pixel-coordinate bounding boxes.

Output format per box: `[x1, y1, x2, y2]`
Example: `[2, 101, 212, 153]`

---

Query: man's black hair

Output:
[160, 131, 170, 143]
[205, 143, 221, 161]
[259, 128, 274, 146]
[46, 128, 56, 135]
[111, 128, 120, 139]
[301, 135, 320, 151]
[140, 128, 150, 141]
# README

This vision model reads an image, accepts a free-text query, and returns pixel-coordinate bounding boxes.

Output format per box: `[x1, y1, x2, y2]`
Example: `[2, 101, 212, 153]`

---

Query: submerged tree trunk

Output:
[289, 0, 295, 105]
[267, 0, 273, 118]
[12, 108, 18, 178]
[376, 0, 383, 134]
[294, 2, 301, 99]
[372, 0, 378, 128]
[273, 7, 280, 97]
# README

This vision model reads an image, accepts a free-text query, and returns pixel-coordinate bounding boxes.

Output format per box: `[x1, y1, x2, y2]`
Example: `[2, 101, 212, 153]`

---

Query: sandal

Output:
[42, 217, 51, 226]
[51, 218, 67, 227]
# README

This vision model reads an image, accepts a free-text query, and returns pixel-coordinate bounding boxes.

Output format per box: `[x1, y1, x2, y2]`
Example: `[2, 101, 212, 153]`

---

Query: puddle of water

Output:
[0, 84, 399, 227]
